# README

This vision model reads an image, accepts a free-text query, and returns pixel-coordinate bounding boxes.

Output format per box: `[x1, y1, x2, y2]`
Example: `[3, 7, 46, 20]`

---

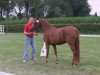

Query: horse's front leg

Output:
[45, 43, 50, 63]
[53, 45, 59, 64]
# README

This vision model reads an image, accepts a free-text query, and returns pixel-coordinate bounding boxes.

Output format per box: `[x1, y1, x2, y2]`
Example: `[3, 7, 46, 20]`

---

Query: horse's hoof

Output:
[72, 62, 78, 65]
[45, 61, 48, 64]
[56, 62, 59, 64]
[73, 64, 76, 68]
[72, 62, 78, 68]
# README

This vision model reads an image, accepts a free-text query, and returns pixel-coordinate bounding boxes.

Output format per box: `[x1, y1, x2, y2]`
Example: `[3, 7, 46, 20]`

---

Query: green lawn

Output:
[0, 33, 100, 75]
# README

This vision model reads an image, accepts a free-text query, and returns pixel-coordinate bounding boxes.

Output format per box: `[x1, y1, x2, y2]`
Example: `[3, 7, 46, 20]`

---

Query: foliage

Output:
[3, 0, 16, 19]
[0, 17, 100, 34]
[0, 0, 91, 19]
[0, 19, 28, 25]
[4, 24, 24, 33]
[1, 17, 100, 25]
[46, 0, 91, 17]
[47, 17, 100, 24]
[69, 0, 91, 16]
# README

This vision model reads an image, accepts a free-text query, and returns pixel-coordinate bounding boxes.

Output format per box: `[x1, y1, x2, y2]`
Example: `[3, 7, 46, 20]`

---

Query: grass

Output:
[0, 33, 100, 75]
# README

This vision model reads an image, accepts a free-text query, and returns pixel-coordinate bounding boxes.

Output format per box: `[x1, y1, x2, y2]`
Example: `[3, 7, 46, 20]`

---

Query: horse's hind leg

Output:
[45, 43, 50, 63]
[74, 38, 80, 63]
[68, 43, 77, 65]
[52, 45, 59, 64]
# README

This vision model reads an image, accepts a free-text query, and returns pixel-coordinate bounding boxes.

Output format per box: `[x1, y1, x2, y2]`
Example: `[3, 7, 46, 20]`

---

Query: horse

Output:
[33, 18, 80, 65]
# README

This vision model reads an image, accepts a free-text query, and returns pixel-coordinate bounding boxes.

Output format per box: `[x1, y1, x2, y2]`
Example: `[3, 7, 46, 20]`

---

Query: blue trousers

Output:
[23, 36, 36, 61]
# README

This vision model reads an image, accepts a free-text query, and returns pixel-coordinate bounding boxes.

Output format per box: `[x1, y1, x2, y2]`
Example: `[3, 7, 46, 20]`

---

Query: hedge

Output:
[4, 24, 100, 34]
[55, 24, 100, 34]
[0, 17, 100, 25]
[4, 24, 24, 33]
[47, 17, 100, 24]
[1, 17, 100, 34]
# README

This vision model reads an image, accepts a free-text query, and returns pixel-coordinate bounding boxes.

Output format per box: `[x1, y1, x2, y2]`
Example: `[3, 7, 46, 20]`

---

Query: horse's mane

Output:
[39, 18, 56, 29]
[39, 18, 49, 24]
[39, 18, 55, 27]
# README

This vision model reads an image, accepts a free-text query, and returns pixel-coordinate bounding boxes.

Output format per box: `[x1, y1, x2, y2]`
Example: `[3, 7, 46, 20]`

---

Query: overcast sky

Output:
[88, 0, 100, 16]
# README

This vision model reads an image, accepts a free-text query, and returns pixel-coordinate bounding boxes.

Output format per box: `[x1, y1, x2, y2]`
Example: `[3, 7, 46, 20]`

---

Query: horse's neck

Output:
[41, 22, 55, 32]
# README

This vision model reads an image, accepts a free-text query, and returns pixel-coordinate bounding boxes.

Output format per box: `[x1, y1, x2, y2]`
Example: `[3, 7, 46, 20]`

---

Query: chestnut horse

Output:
[34, 18, 80, 65]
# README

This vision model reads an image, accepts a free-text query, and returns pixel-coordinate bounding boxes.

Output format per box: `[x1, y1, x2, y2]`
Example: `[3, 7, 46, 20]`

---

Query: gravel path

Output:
[80, 35, 100, 37]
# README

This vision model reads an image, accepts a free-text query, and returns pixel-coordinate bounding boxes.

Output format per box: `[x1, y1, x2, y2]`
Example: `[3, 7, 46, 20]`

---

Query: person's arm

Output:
[24, 25, 37, 36]
[24, 25, 32, 35]
[24, 31, 30, 35]
[24, 31, 37, 35]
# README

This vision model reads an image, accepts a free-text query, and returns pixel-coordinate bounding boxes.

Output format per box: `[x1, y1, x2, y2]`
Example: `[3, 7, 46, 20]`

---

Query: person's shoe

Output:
[23, 60, 26, 63]
[34, 58, 37, 60]
[31, 58, 37, 61]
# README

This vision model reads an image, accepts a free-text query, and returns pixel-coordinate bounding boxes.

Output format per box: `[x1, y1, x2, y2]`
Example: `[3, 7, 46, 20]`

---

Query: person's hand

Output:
[29, 32, 37, 35]
[29, 32, 34, 35]
[34, 32, 38, 35]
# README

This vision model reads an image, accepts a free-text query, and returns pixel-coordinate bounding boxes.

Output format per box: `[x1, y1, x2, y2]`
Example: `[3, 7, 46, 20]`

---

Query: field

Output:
[0, 33, 100, 75]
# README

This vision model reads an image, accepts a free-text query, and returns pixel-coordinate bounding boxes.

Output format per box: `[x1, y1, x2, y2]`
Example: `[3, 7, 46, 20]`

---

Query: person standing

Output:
[23, 17, 37, 62]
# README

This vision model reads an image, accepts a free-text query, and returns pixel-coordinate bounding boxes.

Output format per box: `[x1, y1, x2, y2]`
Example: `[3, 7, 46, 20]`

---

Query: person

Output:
[23, 17, 37, 62]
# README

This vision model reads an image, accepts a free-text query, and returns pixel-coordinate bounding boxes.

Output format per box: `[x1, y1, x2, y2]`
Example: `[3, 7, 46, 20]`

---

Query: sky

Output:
[88, 0, 100, 16]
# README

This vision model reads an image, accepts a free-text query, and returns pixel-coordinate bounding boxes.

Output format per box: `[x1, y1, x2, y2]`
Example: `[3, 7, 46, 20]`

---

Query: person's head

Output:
[28, 17, 35, 24]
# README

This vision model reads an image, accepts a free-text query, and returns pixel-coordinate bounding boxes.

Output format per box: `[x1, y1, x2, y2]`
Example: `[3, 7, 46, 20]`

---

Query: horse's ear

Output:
[35, 16, 40, 22]
[36, 17, 39, 20]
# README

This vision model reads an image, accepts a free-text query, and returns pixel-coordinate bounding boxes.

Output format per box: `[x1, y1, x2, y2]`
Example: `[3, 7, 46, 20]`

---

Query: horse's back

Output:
[63, 26, 79, 35]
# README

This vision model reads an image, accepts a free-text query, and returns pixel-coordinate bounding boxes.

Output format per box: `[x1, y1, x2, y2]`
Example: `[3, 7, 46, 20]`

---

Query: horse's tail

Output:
[75, 30, 80, 63]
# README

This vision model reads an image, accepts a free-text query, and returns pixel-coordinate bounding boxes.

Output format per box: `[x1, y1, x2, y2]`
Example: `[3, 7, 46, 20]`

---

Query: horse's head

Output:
[31, 18, 41, 31]
[29, 17, 41, 32]
[32, 18, 51, 32]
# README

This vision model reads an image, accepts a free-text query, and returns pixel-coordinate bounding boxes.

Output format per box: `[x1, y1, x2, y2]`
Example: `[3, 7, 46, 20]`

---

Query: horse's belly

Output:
[50, 40, 66, 45]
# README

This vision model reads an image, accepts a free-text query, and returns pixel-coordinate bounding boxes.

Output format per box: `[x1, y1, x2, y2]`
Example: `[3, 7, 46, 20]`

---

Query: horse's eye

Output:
[34, 23, 37, 25]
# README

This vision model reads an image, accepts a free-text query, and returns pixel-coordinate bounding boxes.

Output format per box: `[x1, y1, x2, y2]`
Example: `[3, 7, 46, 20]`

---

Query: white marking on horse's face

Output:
[36, 20, 39, 23]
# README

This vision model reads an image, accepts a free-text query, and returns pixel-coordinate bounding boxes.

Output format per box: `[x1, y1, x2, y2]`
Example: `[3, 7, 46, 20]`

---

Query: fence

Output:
[0, 25, 4, 34]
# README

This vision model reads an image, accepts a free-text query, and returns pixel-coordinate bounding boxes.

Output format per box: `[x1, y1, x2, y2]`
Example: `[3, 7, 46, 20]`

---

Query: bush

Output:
[1, 17, 100, 34]
[3, 23, 100, 34]
[47, 17, 100, 24]
[0, 17, 6, 21]
[55, 24, 100, 34]
[4, 24, 24, 33]
[0, 19, 28, 25]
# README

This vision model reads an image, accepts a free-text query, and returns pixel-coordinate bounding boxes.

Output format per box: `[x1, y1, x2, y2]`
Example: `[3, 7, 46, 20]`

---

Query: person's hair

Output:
[29, 17, 33, 21]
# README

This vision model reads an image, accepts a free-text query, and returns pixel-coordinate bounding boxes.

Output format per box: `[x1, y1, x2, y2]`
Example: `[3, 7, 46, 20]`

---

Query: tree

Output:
[59, 0, 73, 17]
[94, 12, 98, 16]
[0, 0, 7, 18]
[0, 0, 91, 19]
[3, 0, 15, 19]
[46, 0, 61, 17]
[15, 0, 24, 14]
[0, 0, 3, 18]
[46, 0, 73, 17]
[15, 0, 24, 19]
[69, 0, 91, 17]
[46, 0, 91, 17]
[29, 0, 46, 17]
